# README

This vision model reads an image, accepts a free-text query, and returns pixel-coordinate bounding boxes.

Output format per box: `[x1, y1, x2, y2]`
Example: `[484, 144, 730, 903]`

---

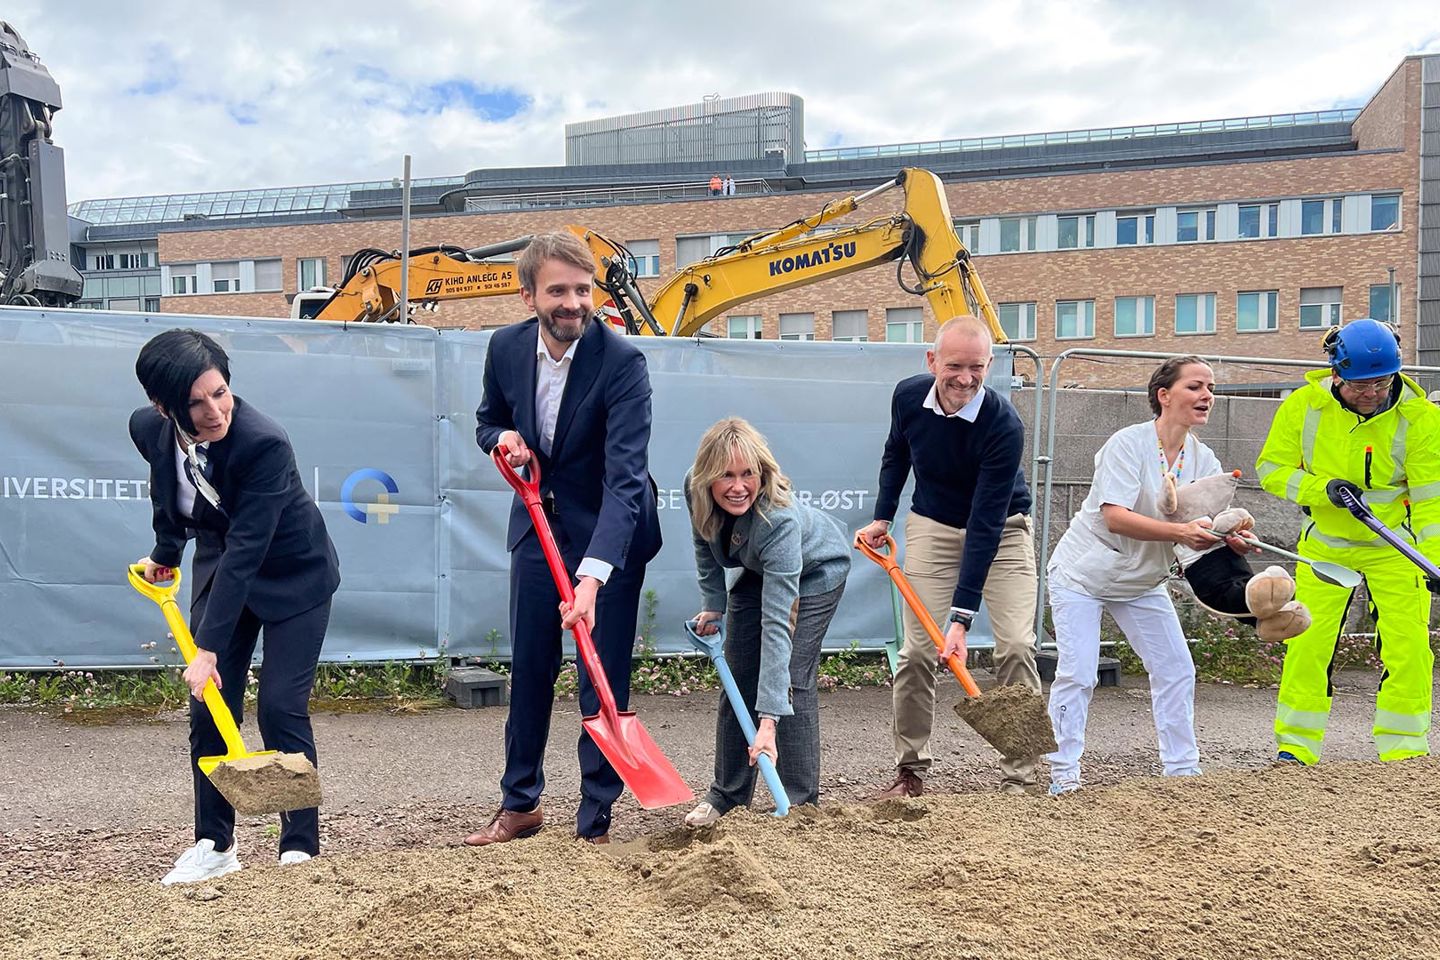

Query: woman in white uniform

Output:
[1045, 355, 1242, 794]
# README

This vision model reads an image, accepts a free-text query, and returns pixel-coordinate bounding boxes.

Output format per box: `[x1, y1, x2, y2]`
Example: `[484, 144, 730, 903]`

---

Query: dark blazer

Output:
[129, 397, 341, 655]
[475, 316, 661, 571]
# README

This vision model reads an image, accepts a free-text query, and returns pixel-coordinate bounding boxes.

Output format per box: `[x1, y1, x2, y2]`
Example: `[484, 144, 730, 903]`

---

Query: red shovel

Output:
[491, 447, 692, 809]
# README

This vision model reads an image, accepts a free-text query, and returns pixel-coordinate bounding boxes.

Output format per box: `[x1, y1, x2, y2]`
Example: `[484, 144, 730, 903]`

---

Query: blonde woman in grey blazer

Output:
[684, 418, 850, 827]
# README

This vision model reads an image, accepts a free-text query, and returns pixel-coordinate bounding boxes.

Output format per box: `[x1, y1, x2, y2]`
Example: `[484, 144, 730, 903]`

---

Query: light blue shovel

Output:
[684, 619, 790, 817]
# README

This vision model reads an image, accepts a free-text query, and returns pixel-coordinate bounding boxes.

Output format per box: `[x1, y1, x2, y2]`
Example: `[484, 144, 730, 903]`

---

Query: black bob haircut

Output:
[135, 329, 231, 436]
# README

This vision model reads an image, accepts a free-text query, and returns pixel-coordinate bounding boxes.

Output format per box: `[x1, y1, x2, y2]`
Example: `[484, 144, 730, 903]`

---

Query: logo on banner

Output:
[341, 468, 400, 524]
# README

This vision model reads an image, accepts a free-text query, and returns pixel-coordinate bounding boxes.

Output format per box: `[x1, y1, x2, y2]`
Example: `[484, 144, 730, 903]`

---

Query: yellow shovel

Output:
[128, 564, 321, 814]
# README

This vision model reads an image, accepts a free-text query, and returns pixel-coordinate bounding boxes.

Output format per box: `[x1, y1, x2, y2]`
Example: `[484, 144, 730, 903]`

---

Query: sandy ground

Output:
[2, 670, 1438, 959]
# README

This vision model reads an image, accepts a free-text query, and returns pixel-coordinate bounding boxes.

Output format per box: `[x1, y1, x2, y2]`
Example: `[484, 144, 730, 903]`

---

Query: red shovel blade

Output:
[582, 710, 693, 810]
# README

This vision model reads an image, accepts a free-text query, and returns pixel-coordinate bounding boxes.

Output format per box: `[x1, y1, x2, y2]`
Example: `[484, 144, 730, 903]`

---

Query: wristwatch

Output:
[948, 609, 975, 630]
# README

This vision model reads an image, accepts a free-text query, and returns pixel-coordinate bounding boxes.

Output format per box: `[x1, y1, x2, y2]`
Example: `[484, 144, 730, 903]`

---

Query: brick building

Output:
[67, 56, 1440, 390]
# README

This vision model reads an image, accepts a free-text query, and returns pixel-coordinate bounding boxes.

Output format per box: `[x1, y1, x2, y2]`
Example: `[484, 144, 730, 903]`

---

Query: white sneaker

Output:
[684, 801, 723, 827]
[1047, 781, 1080, 797]
[160, 839, 241, 885]
[279, 850, 313, 866]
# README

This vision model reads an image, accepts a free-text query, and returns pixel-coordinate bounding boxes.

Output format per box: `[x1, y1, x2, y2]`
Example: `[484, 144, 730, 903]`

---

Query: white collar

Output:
[923, 383, 986, 422]
[536, 334, 579, 366]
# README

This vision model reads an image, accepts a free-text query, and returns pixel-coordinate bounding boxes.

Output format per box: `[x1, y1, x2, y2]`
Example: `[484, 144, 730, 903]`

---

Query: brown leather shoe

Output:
[463, 806, 544, 846]
[873, 768, 924, 800]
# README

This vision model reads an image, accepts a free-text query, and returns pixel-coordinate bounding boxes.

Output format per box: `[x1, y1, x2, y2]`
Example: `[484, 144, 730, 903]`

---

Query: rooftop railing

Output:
[803, 108, 1361, 163]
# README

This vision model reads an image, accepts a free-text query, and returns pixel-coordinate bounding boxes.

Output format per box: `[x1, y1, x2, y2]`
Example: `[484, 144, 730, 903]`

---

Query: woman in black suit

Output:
[130, 329, 340, 885]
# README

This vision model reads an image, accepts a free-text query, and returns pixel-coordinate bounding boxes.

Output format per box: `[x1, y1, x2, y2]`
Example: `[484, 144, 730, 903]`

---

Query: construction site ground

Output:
[3, 669, 1438, 959]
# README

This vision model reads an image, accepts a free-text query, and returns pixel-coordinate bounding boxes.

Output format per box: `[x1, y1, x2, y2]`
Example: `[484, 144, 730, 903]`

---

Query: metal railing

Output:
[464, 177, 772, 213]
[804, 109, 1360, 163]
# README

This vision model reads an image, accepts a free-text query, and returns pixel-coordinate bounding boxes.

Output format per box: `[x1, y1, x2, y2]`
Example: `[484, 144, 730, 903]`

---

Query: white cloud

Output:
[9, 0, 1439, 202]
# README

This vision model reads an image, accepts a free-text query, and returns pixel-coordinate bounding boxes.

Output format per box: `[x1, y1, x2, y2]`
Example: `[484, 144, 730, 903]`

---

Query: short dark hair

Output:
[1147, 355, 1210, 416]
[135, 329, 230, 435]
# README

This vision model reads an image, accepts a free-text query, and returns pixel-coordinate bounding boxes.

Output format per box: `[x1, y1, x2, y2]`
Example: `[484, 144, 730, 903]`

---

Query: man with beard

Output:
[856, 315, 1042, 798]
[469, 232, 663, 844]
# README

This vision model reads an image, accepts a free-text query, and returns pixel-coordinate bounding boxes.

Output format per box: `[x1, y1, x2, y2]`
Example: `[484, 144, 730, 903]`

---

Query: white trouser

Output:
[1046, 582, 1200, 785]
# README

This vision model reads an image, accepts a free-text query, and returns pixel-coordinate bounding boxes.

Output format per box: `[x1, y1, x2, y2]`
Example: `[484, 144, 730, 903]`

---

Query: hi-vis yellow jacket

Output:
[1256, 369, 1440, 562]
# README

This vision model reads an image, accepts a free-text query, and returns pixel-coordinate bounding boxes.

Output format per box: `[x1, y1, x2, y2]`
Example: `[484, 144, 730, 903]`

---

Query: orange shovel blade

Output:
[581, 711, 693, 810]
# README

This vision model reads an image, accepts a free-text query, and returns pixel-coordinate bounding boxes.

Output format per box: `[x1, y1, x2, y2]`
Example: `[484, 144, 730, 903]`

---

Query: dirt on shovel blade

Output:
[207, 752, 321, 815]
[953, 684, 1057, 757]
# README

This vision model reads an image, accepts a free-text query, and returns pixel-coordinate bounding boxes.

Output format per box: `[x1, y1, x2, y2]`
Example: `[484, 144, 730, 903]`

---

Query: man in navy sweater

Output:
[857, 315, 1042, 797]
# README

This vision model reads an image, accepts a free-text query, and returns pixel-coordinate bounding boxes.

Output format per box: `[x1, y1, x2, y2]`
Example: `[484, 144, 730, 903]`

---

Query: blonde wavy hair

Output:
[688, 417, 793, 541]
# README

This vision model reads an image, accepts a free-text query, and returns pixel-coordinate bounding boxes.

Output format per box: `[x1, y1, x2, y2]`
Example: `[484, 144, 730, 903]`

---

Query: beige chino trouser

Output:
[892, 511, 1041, 787]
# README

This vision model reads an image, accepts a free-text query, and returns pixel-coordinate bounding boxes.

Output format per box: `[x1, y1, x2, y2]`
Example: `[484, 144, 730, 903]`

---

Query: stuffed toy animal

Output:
[1162, 469, 1310, 641]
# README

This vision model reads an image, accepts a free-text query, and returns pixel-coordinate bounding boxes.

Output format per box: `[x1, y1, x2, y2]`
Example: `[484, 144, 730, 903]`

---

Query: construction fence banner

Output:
[0, 306, 1015, 669]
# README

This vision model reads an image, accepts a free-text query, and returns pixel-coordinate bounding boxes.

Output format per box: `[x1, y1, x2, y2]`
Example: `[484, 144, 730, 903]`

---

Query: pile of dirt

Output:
[4, 759, 1439, 959]
[954, 682, 1058, 756]
[207, 752, 321, 815]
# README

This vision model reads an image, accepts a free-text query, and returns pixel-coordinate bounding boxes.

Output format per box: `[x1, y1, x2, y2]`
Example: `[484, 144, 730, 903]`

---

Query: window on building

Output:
[998, 216, 1037, 253]
[298, 257, 327, 289]
[117, 252, 150, 269]
[1369, 283, 1398, 323]
[92, 253, 115, 271]
[832, 309, 869, 342]
[211, 261, 240, 293]
[954, 219, 980, 253]
[1176, 207, 1216, 243]
[1299, 286, 1343, 330]
[1057, 214, 1095, 250]
[1371, 193, 1400, 231]
[170, 267, 197, 295]
[1175, 294, 1217, 335]
[625, 239, 661, 278]
[1116, 211, 1155, 246]
[1114, 296, 1155, 337]
[677, 232, 752, 265]
[1237, 290, 1279, 332]
[779, 312, 815, 341]
[885, 307, 924, 343]
[1238, 202, 1279, 239]
[143, 297, 161, 313]
[1056, 300, 1095, 339]
[727, 315, 762, 339]
[1301, 198, 1343, 236]
[997, 302, 1036, 341]
[108, 298, 141, 312]
[75, 300, 103, 310]
[253, 259, 282, 292]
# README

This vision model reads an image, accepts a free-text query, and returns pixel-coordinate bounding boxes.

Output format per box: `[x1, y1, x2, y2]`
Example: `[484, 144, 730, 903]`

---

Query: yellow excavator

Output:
[292, 224, 662, 333]
[637, 167, 1006, 342]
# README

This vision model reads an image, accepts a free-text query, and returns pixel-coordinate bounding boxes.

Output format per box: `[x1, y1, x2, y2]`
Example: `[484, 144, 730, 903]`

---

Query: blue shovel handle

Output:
[684, 619, 790, 817]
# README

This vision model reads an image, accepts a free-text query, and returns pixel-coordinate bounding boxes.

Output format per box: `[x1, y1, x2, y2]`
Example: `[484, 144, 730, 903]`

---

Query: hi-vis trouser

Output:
[1276, 527, 1434, 764]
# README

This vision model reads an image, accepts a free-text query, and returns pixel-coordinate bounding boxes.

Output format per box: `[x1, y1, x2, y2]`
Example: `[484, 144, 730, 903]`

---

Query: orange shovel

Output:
[854, 533, 1057, 757]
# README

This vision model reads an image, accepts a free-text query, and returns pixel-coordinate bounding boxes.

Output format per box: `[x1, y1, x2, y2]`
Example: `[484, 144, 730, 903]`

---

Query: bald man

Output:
[857, 316, 1042, 797]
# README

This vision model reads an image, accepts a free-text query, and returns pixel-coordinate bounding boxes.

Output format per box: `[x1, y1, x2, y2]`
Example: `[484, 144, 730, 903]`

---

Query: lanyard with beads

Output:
[1156, 429, 1185, 482]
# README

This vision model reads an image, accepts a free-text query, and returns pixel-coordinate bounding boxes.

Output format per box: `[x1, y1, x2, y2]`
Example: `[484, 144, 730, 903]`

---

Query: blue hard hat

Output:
[1325, 318, 1402, 380]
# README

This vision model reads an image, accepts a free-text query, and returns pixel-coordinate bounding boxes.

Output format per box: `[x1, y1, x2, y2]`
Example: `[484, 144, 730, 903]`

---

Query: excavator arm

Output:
[304, 224, 660, 333]
[643, 168, 1006, 342]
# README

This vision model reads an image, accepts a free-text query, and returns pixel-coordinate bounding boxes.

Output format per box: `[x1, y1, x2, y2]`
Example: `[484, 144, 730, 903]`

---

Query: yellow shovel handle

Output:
[127, 565, 248, 758]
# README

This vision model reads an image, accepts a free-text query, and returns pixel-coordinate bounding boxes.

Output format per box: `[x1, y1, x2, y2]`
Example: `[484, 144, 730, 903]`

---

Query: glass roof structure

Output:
[803, 108, 1360, 162]
[68, 176, 463, 226]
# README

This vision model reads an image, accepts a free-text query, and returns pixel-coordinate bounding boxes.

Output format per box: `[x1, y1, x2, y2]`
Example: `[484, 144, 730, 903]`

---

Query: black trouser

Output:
[500, 531, 646, 839]
[189, 587, 330, 856]
[1182, 549, 1258, 627]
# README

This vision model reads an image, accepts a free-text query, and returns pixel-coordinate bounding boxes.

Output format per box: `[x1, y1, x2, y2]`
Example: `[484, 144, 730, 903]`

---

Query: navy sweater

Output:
[873, 375, 1032, 610]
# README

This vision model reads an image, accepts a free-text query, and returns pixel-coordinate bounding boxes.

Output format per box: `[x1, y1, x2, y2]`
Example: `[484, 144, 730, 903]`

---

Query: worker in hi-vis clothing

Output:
[1256, 318, 1440, 764]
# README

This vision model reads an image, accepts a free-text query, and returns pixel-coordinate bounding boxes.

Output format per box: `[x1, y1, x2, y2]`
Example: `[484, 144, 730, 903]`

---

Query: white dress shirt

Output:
[922, 382, 986, 422]
[535, 336, 612, 584]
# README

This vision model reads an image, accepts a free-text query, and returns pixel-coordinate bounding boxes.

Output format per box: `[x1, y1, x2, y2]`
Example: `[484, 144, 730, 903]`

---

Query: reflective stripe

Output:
[1408, 480, 1440, 501]
[1256, 461, 1282, 481]
[1376, 733, 1429, 759]
[1390, 415, 1409, 485]
[1275, 731, 1323, 763]
[1307, 527, 1386, 550]
[1276, 702, 1330, 734]
[1284, 469, 1304, 502]
[1417, 524, 1440, 543]
[1300, 407, 1321, 467]
[1367, 486, 1409, 504]
[1375, 708, 1431, 735]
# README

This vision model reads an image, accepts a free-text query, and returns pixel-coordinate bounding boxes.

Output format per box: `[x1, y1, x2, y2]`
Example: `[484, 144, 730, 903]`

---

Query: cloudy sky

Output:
[10, 0, 1439, 203]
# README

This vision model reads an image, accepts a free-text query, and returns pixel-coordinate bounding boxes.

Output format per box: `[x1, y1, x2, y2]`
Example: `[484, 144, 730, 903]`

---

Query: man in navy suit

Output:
[469, 232, 662, 845]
